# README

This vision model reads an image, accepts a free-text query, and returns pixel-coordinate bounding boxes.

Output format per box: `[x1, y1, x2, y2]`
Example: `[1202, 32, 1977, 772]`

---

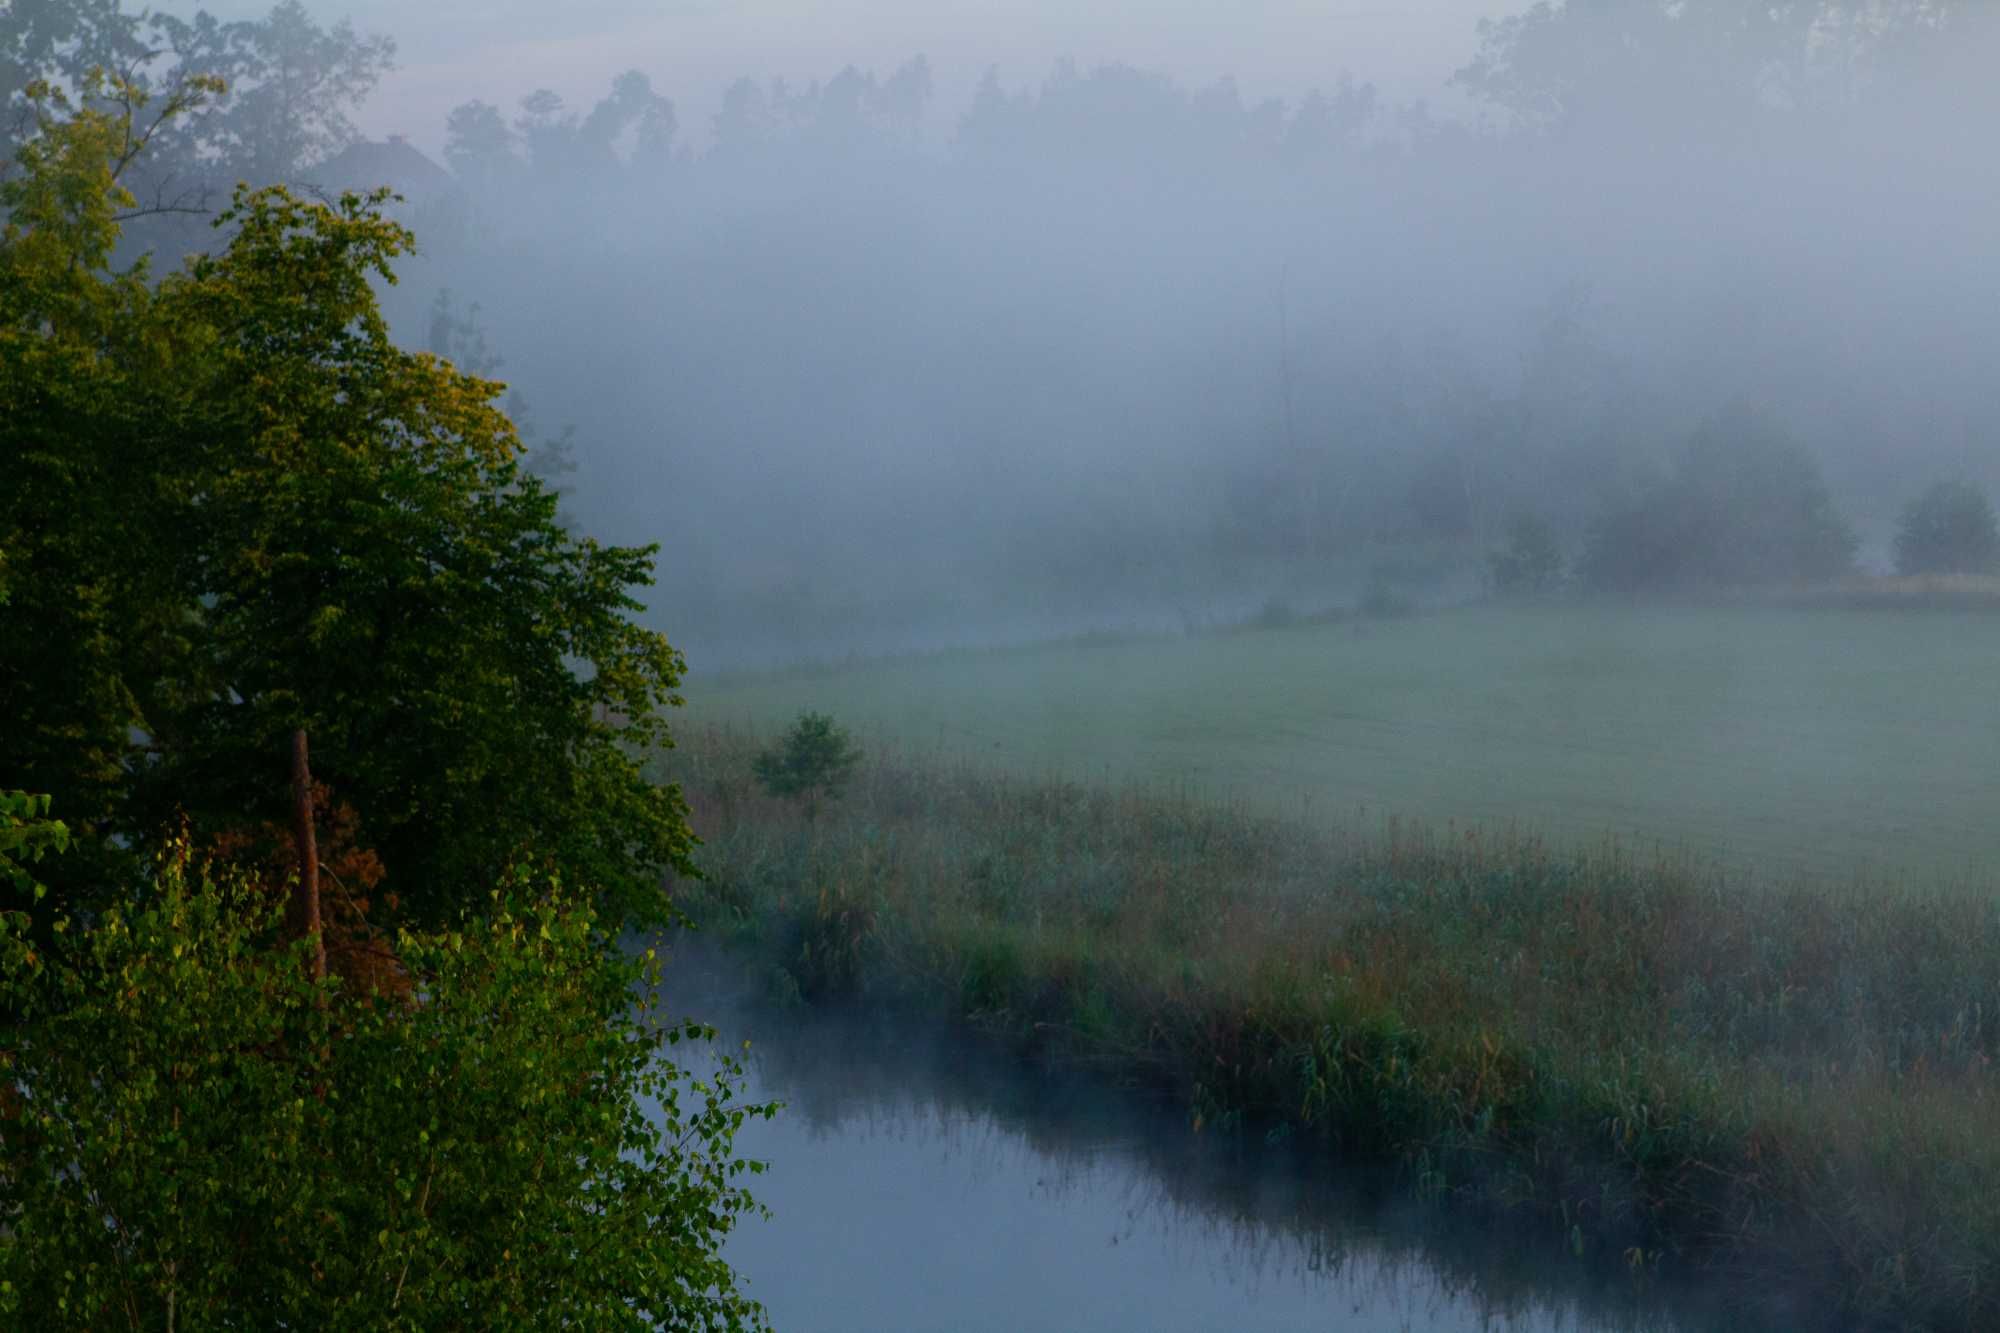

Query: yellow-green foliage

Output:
[0, 842, 775, 1329]
[668, 724, 2000, 1331]
[0, 792, 68, 896]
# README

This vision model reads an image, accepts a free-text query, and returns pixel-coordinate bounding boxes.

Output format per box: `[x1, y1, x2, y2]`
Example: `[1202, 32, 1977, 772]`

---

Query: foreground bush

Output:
[669, 725, 2000, 1331]
[0, 844, 774, 1330]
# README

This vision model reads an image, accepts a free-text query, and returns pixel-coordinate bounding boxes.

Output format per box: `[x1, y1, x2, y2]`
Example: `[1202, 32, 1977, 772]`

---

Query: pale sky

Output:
[180, 0, 1512, 151]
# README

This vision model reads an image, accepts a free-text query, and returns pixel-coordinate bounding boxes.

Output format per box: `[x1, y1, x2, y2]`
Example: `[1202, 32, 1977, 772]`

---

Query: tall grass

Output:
[1759, 574, 2000, 611]
[661, 725, 2000, 1330]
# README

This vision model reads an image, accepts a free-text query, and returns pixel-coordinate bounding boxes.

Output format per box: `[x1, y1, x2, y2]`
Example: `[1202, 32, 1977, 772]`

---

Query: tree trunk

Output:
[290, 728, 326, 986]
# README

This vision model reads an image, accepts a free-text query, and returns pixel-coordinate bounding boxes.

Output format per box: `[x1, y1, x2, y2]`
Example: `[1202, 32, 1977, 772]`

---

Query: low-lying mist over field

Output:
[104, 0, 2000, 667]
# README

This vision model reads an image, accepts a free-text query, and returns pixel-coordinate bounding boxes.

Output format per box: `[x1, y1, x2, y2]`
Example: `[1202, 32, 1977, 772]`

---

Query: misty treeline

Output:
[9, 1, 1999, 663]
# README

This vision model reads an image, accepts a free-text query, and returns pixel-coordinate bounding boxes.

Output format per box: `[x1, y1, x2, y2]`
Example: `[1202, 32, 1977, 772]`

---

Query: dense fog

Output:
[35, 1, 2000, 665]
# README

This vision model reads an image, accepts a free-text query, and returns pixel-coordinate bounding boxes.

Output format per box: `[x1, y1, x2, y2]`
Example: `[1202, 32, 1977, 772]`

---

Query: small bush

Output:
[1251, 596, 1299, 631]
[1359, 581, 1415, 620]
[1487, 513, 1565, 595]
[1895, 479, 2000, 575]
[753, 711, 863, 820]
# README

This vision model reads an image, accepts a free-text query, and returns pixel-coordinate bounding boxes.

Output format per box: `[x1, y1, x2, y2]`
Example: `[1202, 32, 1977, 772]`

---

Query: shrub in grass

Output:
[1488, 513, 1565, 595]
[1251, 596, 1299, 631]
[1359, 581, 1415, 619]
[752, 711, 863, 821]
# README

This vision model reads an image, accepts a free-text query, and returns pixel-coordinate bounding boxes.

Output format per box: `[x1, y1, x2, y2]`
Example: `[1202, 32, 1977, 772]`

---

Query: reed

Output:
[661, 724, 2000, 1330]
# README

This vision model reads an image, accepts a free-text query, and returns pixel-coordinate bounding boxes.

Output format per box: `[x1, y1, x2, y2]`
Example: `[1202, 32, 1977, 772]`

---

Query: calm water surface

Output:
[662, 945, 1718, 1333]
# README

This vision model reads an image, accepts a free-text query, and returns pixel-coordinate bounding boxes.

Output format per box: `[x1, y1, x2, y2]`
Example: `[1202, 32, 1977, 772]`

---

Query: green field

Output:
[688, 604, 2000, 886]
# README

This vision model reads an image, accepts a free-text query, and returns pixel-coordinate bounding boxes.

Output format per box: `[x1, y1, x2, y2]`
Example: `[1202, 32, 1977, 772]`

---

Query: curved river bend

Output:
[662, 944, 1728, 1333]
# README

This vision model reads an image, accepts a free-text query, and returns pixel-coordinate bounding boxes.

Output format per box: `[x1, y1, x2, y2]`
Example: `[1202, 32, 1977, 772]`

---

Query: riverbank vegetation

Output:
[668, 723, 2000, 1330]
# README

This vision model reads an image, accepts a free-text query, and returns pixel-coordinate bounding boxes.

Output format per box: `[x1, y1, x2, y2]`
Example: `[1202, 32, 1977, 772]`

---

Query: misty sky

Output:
[184, 0, 1505, 149]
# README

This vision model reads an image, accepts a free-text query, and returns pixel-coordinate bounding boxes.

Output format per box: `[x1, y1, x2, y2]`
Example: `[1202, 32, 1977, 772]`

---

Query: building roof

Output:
[306, 136, 455, 202]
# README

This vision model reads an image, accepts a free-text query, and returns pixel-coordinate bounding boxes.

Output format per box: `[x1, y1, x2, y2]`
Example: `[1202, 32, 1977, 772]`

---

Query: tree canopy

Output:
[0, 73, 694, 925]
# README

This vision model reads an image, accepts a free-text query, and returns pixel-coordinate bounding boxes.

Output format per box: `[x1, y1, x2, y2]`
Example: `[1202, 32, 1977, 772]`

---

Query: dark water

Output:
[660, 944, 1716, 1333]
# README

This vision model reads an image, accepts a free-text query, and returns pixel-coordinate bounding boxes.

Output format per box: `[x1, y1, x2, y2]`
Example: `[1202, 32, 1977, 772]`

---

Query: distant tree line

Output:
[1489, 409, 2000, 597]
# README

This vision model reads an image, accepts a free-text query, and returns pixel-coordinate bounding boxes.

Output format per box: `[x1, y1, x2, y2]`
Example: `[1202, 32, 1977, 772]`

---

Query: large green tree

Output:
[0, 72, 209, 896]
[0, 74, 695, 925]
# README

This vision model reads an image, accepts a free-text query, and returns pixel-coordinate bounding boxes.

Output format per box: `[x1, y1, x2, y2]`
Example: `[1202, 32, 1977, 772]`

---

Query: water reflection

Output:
[660, 943, 1715, 1333]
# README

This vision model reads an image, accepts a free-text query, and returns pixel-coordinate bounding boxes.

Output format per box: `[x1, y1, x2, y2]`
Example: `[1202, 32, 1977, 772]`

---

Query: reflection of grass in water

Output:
[696, 956, 1690, 1333]
[663, 725, 2000, 1332]
[688, 603, 2000, 885]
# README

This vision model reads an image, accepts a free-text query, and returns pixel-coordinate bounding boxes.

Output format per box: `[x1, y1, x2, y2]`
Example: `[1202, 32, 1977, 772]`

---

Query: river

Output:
[662, 942, 1726, 1333]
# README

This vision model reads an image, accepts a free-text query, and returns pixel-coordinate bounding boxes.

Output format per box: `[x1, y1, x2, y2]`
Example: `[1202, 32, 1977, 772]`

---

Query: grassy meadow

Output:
[687, 604, 2000, 888]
